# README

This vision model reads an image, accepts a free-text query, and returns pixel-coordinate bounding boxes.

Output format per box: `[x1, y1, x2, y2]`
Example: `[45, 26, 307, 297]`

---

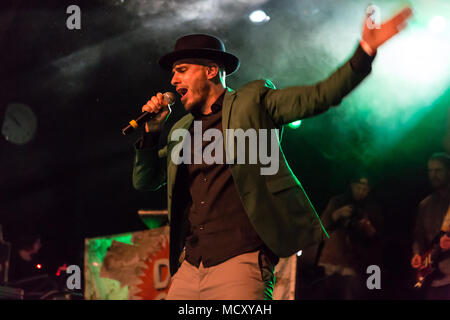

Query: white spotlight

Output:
[428, 16, 446, 33]
[249, 10, 270, 24]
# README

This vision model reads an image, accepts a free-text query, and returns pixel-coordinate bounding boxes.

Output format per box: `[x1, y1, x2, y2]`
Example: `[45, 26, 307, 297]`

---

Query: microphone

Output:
[122, 92, 175, 136]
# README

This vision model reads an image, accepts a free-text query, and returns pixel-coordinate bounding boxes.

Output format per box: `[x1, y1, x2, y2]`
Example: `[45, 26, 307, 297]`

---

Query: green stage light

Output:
[288, 120, 302, 129]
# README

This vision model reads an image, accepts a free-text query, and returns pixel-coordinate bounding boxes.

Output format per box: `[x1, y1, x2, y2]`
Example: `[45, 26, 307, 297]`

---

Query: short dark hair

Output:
[349, 171, 371, 186]
[429, 152, 450, 170]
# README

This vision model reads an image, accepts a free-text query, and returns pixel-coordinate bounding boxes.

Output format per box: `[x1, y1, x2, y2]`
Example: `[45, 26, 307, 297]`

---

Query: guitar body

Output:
[414, 231, 450, 288]
[414, 251, 438, 288]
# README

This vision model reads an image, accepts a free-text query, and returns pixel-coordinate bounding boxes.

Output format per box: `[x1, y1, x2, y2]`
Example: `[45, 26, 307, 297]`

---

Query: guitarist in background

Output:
[411, 153, 450, 299]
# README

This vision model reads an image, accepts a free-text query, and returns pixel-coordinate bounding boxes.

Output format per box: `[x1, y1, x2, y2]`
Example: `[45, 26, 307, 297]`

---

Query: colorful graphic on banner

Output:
[85, 226, 170, 300]
[85, 225, 296, 300]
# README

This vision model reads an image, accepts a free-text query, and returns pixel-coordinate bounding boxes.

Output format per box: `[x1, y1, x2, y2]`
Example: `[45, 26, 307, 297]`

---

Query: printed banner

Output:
[85, 226, 296, 300]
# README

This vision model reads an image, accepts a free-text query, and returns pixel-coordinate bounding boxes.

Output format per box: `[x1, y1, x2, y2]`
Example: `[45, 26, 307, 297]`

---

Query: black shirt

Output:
[183, 92, 278, 267]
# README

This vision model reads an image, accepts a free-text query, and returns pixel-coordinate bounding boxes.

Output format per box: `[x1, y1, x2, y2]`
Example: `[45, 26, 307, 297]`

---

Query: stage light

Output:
[36, 264, 42, 269]
[428, 16, 446, 33]
[297, 250, 302, 257]
[288, 120, 302, 129]
[56, 264, 68, 276]
[93, 262, 99, 267]
[249, 10, 270, 24]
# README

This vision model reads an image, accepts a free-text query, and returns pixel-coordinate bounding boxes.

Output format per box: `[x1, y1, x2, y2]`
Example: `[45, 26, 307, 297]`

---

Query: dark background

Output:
[0, 0, 449, 298]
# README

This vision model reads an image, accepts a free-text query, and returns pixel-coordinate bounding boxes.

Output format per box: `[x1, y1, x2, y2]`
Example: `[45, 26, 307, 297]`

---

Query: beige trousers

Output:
[166, 250, 275, 300]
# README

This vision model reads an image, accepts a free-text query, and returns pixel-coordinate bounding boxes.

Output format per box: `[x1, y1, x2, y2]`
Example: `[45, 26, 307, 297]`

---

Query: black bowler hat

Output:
[158, 34, 240, 75]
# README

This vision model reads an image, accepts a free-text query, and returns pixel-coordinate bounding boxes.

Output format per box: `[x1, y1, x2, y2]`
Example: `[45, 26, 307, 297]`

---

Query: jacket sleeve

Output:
[262, 44, 375, 126]
[132, 131, 168, 191]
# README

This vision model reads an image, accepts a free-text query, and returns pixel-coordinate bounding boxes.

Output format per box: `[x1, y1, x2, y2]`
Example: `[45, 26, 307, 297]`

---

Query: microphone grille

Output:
[163, 92, 176, 106]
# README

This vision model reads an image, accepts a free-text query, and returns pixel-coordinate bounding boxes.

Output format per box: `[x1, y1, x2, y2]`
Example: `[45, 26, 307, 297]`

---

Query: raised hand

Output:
[361, 7, 413, 55]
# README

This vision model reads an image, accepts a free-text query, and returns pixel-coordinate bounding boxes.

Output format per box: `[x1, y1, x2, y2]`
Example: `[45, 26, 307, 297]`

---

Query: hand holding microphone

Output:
[122, 92, 175, 135]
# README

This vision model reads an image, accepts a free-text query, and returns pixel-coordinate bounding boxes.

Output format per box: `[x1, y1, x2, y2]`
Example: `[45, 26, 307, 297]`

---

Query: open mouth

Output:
[177, 88, 188, 99]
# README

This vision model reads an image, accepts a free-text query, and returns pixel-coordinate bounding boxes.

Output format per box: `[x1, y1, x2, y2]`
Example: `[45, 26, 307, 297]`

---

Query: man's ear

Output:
[206, 64, 220, 80]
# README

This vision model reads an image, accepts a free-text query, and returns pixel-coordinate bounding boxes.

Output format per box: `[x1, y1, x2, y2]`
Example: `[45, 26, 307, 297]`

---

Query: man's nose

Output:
[171, 74, 179, 86]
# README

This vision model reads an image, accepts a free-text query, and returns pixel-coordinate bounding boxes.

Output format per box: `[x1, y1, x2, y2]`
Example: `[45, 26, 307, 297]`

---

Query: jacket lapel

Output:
[167, 114, 194, 204]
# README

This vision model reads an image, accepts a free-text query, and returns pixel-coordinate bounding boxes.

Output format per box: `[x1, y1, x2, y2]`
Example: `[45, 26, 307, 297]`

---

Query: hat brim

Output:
[159, 48, 240, 76]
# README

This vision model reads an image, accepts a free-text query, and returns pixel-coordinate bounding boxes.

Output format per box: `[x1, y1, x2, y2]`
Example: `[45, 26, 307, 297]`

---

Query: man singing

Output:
[132, 8, 412, 300]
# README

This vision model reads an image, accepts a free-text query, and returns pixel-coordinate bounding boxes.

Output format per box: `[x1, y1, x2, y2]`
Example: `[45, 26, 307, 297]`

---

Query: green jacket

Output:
[133, 47, 372, 275]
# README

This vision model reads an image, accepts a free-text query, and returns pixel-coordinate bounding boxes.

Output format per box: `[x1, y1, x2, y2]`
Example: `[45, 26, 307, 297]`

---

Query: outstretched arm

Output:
[263, 7, 413, 126]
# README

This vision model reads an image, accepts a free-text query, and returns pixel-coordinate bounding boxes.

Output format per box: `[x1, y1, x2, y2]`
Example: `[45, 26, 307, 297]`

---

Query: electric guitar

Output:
[414, 231, 450, 289]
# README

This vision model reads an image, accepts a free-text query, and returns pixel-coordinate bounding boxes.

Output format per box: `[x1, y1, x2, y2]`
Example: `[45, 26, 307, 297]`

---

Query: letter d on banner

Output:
[154, 258, 170, 289]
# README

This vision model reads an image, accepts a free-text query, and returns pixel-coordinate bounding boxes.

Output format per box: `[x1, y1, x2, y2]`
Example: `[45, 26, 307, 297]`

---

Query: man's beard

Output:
[186, 90, 208, 115]
[189, 100, 204, 115]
